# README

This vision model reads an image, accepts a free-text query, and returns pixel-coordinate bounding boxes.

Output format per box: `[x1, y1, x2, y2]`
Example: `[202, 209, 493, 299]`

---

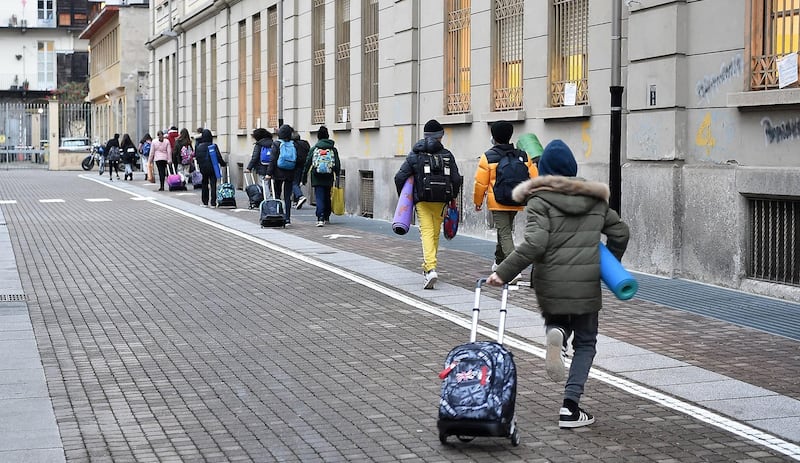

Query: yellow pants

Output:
[415, 201, 446, 272]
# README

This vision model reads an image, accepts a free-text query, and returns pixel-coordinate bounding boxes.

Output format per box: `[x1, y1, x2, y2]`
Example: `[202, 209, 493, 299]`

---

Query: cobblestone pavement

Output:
[0, 170, 797, 462]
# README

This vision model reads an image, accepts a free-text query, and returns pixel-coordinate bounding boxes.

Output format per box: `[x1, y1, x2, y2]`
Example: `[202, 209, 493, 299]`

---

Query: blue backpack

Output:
[259, 145, 272, 165]
[276, 140, 297, 170]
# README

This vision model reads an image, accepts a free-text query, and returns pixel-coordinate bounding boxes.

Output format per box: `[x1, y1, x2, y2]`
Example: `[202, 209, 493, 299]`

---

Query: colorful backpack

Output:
[180, 145, 195, 165]
[311, 147, 334, 174]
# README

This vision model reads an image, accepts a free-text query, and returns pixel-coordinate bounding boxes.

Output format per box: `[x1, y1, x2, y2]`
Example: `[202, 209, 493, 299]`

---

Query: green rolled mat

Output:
[516, 133, 544, 160]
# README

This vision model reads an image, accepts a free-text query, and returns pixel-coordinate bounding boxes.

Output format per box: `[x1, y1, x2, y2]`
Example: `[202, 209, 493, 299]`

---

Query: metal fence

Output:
[0, 102, 48, 170]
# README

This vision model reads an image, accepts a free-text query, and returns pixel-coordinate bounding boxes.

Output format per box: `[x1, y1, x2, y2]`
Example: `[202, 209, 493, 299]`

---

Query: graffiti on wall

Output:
[581, 121, 592, 158]
[762, 117, 800, 145]
[696, 54, 743, 101]
[695, 112, 716, 155]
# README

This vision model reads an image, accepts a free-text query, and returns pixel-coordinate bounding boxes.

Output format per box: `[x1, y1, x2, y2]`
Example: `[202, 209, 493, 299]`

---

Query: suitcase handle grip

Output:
[470, 278, 510, 344]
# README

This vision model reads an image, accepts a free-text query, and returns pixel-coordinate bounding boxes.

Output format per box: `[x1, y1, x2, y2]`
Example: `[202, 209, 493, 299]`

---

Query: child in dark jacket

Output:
[487, 139, 629, 429]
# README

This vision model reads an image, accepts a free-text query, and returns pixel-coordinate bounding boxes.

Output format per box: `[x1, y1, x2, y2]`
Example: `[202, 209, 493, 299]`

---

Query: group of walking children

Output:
[103, 133, 141, 182]
[395, 118, 630, 429]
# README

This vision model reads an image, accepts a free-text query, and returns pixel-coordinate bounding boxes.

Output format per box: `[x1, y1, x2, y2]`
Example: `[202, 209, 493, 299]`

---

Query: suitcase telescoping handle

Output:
[472, 278, 510, 344]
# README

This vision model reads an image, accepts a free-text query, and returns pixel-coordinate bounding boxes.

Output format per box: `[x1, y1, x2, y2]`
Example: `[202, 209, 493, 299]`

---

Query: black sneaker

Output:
[559, 404, 595, 428]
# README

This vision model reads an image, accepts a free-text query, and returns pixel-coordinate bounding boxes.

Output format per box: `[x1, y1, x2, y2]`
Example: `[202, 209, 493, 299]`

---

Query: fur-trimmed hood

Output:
[512, 175, 610, 215]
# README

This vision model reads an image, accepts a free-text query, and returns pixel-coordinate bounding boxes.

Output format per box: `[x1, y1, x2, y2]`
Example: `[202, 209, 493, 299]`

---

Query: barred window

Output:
[492, 0, 523, 111]
[749, 0, 800, 90]
[362, 0, 379, 121]
[550, 0, 589, 106]
[253, 14, 262, 127]
[445, 0, 471, 115]
[210, 34, 218, 129]
[268, 7, 278, 128]
[336, 0, 351, 123]
[313, 0, 326, 125]
[238, 21, 247, 130]
[749, 197, 800, 286]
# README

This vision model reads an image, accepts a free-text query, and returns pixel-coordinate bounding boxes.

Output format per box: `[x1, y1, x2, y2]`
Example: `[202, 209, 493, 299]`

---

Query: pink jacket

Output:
[149, 138, 172, 163]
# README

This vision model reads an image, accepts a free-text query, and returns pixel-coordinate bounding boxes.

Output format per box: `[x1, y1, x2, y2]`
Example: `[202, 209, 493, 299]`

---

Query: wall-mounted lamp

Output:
[104, 93, 110, 100]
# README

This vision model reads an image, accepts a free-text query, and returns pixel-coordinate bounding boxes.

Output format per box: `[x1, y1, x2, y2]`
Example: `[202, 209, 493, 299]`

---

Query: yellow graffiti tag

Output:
[397, 127, 405, 156]
[696, 112, 716, 156]
[581, 121, 592, 158]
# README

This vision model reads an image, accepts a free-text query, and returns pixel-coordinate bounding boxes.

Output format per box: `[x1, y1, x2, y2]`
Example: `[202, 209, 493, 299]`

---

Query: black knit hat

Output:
[538, 140, 578, 177]
[317, 125, 329, 140]
[490, 120, 514, 144]
[423, 119, 444, 139]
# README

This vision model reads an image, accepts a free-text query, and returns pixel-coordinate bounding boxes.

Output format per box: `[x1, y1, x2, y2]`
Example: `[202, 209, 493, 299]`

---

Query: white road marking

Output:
[82, 174, 800, 461]
[175, 193, 195, 196]
[85, 198, 112, 202]
[39, 199, 65, 203]
[323, 234, 361, 240]
[131, 197, 153, 201]
[0, 200, 17, 205]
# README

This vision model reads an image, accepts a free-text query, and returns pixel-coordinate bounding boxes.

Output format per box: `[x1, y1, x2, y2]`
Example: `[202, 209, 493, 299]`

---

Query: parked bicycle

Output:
[81, 143, 105, 173]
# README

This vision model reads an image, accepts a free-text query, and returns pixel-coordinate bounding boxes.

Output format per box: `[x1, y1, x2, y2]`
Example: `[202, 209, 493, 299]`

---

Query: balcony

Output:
[0, 74, 53, 93]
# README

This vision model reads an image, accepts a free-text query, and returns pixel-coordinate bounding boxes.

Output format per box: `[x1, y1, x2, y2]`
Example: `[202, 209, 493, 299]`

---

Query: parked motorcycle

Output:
[81, 144, 105, 173]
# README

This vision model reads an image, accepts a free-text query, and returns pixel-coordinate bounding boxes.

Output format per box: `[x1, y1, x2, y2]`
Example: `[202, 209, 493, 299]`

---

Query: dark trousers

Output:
[108, 160, 120, 178]
[273, 179, 293, 222]
[155, 160, 168, 190]
[543, 311, 599, 405]
[314, 185, 332, 221]
[201, 169, 218, 206]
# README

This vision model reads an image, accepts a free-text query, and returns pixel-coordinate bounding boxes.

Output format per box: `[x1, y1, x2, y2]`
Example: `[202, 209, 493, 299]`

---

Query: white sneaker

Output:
[423, 269, 438, 289]
[545, 327, 567, 382]
[316, 220, 324, 227]
[296, 196, 307, 209]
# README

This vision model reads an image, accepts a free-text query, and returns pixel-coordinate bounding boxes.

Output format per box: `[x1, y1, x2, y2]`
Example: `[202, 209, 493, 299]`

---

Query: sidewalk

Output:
[0, 170, 799, 461]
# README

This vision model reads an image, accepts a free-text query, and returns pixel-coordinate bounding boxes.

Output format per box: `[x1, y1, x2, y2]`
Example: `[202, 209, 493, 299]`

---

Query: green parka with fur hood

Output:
[494, 175, 630, 315]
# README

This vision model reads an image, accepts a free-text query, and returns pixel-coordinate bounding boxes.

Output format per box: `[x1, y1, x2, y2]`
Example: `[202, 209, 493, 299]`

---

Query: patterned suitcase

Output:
[437, 279, 519, 446]
[216, 166, 237, 208]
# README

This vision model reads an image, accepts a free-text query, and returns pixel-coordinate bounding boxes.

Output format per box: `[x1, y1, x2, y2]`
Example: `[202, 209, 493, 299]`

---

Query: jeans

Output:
[415, 201, 446, 272]
[292, 170, 305, 201]
[543, 312, 599, 405]
[124, 163, 133, 176]
[492, 210, 518, 264]
[273, 179, 293, 222]
[314, 185, 332, 221]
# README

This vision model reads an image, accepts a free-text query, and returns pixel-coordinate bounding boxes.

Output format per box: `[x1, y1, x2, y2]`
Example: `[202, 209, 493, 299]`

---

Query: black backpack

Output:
[418, 152, 454, 203]
[492, 149, 530, 206]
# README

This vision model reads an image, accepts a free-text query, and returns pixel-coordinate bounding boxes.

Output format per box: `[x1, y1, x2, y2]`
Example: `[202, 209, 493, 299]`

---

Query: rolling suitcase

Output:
[191, 160, 203, 189]
[167, 163, 187, 191]
[437, 279, 519, 446]
[216, 166, 237, 208]
[260, 179, 286, 228]
[245, 172, 264, 209]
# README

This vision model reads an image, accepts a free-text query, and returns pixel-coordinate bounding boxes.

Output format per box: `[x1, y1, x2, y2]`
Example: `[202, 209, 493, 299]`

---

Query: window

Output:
[210, 34, 218, 129]
[313, 0, 326, 125]
[200, 39, 207, 129]
[37, 41, 56, 90]
[749, 197, 800, 285]
[362, 0, 379, 121]
[38, 0, 54, 27]
[445, 0, 471, 115]
[492, 0, 523, 111]
[550, 0, 589, 106]
[191, 43, 197, 131]
[238, 21, 247, 130]
[336, 1, 351, 123]
[749, 0, 800, 90]
[253, 14, 262, 127]
[268, 7, 278, 128]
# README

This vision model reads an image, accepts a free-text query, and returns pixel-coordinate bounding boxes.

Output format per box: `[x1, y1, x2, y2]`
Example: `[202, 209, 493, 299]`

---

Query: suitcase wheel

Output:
[510, 428, 520, 446]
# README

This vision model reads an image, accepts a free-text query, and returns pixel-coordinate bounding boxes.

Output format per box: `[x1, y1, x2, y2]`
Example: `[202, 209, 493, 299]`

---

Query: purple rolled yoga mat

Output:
[392, 177, 414, 235]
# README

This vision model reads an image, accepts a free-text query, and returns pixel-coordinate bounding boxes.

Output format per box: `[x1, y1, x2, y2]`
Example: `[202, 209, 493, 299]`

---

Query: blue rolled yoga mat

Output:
[599, 242, 638, 300]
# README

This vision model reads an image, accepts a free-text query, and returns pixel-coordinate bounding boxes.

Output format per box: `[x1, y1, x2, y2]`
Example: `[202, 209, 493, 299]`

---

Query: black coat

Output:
[394, 137, 463, 204]
[194, 129, 226, 177]
[246, 138, 274, 176]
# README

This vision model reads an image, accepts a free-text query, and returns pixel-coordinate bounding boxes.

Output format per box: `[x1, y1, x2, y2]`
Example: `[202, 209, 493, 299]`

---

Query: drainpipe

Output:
[609, 0, 624, 214]
[415, 0, 421, 141]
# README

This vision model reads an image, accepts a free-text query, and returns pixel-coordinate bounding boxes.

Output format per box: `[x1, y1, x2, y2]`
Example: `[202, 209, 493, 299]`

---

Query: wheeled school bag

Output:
[260, 179, 286, 228]
[437, 278, 519, 446]
[191, 160, 203, 189]
[166, 163, 187, 191]
[216, 166, 237, 208]
[244, 172, 264, 209]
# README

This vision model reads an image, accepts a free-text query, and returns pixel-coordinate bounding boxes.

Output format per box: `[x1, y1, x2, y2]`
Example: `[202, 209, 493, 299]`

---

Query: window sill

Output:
[354, 120, 380, 130]
[728, 88, 800, 109]
[438, 113, 473, 125]
[236, 129, 249, 136]
[330, 122, 351, 131]
[538, 105, 592, 120]
[482, 110, 527, 122]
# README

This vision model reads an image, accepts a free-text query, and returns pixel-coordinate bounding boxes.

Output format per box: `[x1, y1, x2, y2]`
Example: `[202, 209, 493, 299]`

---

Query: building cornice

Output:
[78, 6, 119, 40]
